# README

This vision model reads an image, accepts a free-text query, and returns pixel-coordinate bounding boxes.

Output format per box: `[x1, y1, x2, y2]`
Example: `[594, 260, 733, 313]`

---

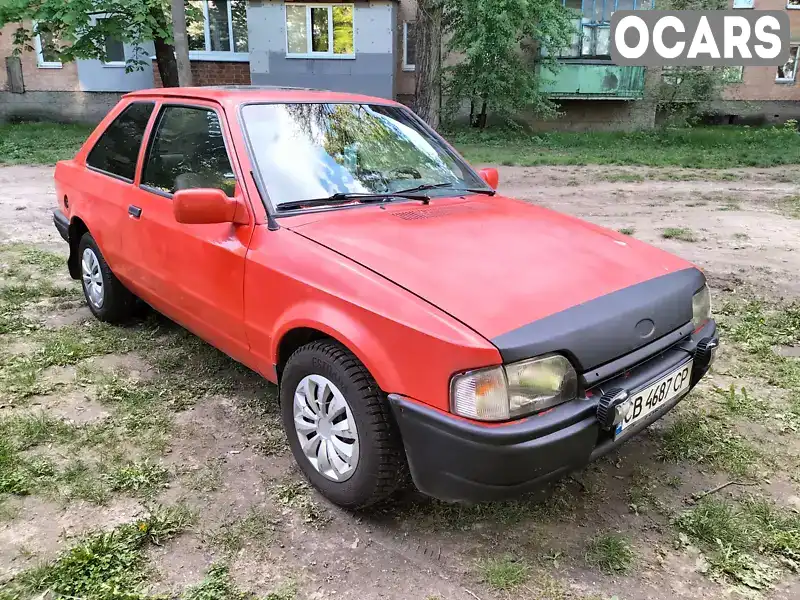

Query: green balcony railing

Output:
[539, 64, 646, 100]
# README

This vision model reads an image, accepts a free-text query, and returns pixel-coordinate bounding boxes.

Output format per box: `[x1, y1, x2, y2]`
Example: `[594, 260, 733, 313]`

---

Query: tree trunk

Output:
[414, 0, 443, 129]
[170, 0, 193, 86]
[477, 100, 487, 129]
[154, 37, 179, 87]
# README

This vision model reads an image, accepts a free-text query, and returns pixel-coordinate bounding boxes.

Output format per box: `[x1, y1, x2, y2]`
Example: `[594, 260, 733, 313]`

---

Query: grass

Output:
[396, 481, 579, 532]
[480, 556, 529, 590]
[207, 507, 277, 556]
[0, 122, 92, 165]
[448, 125, 800, 169]
[720, 301, 800, 415]
[778, 194, 800, 218]
[6, 504, 195, 600]
[661, 227, 698, 242]
[185, 458, 224, 492]
[585, 532, 635, 574]
[675, 497, 800, 588]
[273, 480, 329, 527]
[713, 385, 766, 419]
[184, 564, 296, 600]
[599, 172, 644, 183]
[104, 459, 170, 495]
[618, 227, 635, 236]
[659, 410, 761, 477]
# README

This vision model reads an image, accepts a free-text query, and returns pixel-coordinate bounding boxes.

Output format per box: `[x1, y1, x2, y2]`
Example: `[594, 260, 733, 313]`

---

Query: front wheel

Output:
[280, 340, 408, 509]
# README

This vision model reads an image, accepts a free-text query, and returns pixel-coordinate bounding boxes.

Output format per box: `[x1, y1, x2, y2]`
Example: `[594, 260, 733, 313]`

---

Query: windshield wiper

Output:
[396, 182, 496, 196]
[277, 191, 430, 212]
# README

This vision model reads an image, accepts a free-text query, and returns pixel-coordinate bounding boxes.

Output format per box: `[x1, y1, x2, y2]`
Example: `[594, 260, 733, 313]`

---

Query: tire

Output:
[280, 340, 408, 509]
[78, 232, 137, 323]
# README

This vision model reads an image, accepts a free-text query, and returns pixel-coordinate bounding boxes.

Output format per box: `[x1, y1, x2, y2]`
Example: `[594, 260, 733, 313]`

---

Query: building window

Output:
[403, 22, 416, 71]
[732, 0, 754, 7]
[34, 30, 61, 68]
[186, 0, 248, 60]
[788, 0, 800, 9]
[285, 4, 354, 58]
[103, 36, 126, 65]
[776, 46, 798, 82]
[722, 66, 744, 84]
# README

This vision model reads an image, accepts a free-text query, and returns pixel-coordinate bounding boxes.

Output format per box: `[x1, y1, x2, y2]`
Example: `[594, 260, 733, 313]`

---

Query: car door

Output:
[80, 101, 156, 285]
[124, 101, 253, 363]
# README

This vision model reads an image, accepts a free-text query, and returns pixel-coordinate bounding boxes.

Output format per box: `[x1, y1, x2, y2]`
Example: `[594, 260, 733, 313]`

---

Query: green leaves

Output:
[443, 0, 575, 125]
[0, 0, 171, 67]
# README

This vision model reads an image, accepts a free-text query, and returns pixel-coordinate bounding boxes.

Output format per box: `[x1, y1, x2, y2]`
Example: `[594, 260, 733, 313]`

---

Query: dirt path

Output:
[1, 165, 799, 600]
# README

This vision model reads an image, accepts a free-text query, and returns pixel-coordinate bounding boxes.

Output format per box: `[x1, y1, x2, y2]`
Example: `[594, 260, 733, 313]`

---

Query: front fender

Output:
[270, 301, 402, 393]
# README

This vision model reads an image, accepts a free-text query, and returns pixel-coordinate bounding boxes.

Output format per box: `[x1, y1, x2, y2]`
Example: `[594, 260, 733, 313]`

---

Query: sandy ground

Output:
[1, 164, 799, 600]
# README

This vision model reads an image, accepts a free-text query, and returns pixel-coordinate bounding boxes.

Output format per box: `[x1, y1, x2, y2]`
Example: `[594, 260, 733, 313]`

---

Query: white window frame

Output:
[34, 29, 61, 69]
[285, 3, 355, 60]
[788, 0, 800, 9]
[776, 45, 799, 83]
[98, 19, 126, 67]
[188, 0, 249, 62]
[402, 21, 415, 71]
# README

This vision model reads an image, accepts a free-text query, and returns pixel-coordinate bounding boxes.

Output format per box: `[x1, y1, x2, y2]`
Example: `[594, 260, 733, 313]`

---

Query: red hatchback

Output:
[53, 87, 718, 508]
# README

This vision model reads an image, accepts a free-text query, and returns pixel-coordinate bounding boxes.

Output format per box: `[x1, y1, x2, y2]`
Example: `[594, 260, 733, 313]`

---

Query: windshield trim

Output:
[236, 100, 492, 218]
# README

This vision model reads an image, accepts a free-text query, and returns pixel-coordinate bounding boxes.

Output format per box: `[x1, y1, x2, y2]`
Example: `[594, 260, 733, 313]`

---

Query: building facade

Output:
[0, 22, 154, 123]
[2, 0, 798, 128]
[710, 0, 800, 123]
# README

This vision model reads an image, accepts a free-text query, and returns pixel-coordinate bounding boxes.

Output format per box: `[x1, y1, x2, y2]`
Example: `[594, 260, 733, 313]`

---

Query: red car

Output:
[53, 87, 718, 508]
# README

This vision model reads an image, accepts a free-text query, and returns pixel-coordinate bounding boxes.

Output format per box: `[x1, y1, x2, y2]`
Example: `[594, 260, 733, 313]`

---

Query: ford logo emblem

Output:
[635, 318, 655, 338]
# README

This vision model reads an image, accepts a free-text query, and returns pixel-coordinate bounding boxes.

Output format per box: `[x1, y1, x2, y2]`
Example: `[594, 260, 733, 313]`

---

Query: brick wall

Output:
[1, 23, 80, 92]
[0, 90, 123, 124]
[152, 59, 251, 87]
[721, 0, 800, 102]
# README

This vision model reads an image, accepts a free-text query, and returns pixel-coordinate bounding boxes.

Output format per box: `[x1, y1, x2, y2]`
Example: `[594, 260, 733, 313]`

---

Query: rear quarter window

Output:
[86, 102, 155, 181]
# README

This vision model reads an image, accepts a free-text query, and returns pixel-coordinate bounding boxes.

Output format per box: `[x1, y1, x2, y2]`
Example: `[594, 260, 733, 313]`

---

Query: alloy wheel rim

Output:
[81, 248, 104, 309]
[293, 374, 360, 482]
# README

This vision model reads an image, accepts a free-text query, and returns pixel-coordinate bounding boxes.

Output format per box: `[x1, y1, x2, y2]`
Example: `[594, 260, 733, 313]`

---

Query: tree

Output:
[414, 0, 444, 129]
[654, 0, 730, 125]
[170, 0, 192, 86]
[0, 0, 180, 87]
[443, 0, 575, 128]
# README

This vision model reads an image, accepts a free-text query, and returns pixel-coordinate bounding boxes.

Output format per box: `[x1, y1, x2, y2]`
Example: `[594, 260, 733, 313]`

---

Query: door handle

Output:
[128, 205, 142, 219]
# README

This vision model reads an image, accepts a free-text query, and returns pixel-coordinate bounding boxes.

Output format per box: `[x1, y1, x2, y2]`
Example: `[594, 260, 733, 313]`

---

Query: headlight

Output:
[450, 354, 578, 421]
[692, 284, 712, 330]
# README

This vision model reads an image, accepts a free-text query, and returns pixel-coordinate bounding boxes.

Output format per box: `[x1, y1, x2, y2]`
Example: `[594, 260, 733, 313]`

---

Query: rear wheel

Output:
[78, 233, 137, 323]
[280, 340, 408, 509]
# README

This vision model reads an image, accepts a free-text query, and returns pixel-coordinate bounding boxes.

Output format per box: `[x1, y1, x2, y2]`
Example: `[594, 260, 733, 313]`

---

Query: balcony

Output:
[539, 63, 646, 100]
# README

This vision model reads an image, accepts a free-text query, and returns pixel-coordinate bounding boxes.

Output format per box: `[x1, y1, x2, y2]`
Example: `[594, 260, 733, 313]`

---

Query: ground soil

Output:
[1, 164, 799, 600]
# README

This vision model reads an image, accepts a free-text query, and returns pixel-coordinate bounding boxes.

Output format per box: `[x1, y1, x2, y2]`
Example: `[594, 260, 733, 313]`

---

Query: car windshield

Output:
[240, 103, 490, 209]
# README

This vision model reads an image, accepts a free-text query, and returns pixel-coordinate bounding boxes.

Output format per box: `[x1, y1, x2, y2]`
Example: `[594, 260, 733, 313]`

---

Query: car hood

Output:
[286, 195, 694, 343]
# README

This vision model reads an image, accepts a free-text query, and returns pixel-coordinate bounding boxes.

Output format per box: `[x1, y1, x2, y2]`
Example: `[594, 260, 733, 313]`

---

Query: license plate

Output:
[615, 360, 693, 439]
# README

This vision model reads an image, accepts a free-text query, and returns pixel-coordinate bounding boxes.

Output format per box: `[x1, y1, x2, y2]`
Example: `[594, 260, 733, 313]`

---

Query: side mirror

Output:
[478, 167, 499, 190]
[173, 188, 244, 224]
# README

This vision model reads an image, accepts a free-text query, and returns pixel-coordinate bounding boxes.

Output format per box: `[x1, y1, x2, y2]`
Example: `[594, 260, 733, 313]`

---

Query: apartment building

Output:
[0, 22, 154, 123]
[2, 0, 797, 128]
[711, 0, 800, 123]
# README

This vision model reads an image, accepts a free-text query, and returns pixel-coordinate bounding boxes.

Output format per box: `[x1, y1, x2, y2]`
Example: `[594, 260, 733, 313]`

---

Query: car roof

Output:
[124, 86, 401, 107]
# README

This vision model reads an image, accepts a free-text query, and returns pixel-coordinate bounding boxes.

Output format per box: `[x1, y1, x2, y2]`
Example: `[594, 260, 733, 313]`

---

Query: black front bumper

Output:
[389, 319, 718, 503]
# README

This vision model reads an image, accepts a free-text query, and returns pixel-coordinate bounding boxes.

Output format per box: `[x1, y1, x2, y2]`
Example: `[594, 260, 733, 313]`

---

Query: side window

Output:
[87, 102, 155, 181]
[142, 106, 236, 197]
